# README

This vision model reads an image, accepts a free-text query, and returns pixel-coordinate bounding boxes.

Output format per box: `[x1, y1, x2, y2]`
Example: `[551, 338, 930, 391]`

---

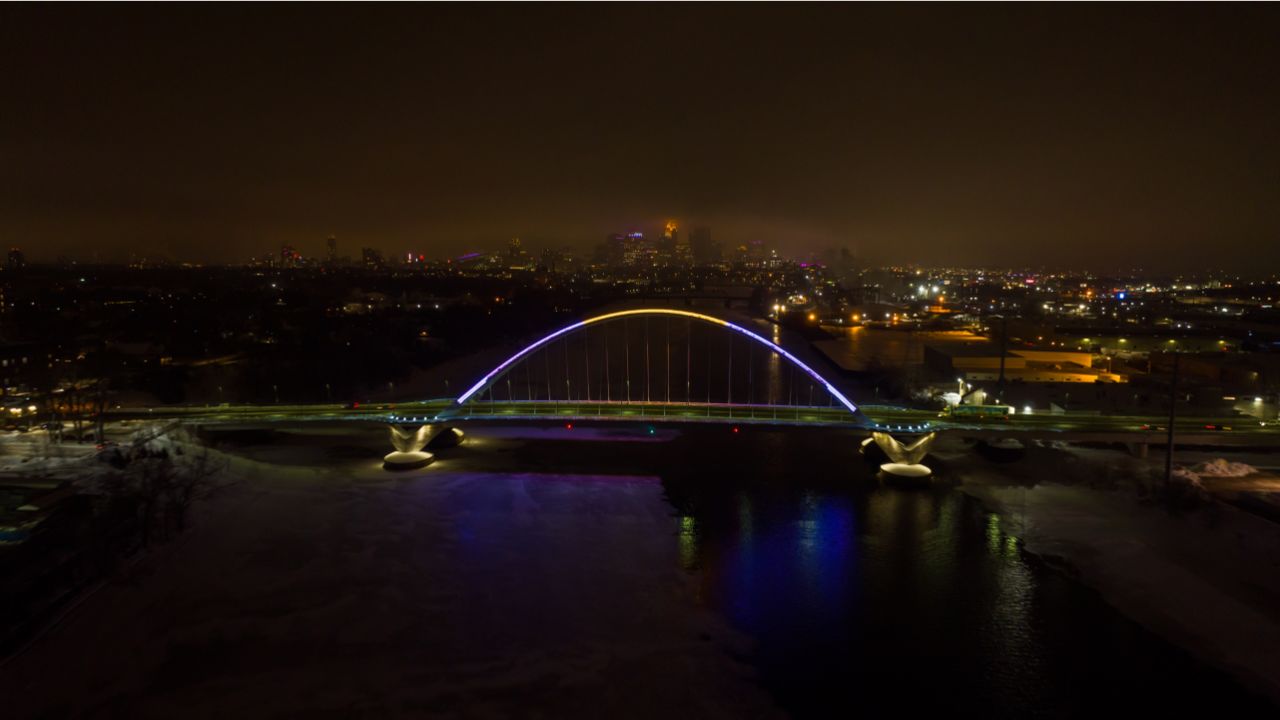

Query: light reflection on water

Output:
[669, 482, 1272, 717]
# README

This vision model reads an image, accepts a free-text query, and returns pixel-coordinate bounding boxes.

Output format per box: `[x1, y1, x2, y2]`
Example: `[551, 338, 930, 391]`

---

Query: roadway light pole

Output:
[996, 314, 1008, 402]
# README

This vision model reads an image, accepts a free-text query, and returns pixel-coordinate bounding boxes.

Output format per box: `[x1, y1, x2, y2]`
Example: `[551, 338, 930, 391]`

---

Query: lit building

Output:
[608, 231, 654, 268]
[924, 345, 1127, 383]
[507, 237, 532, 269]
[279, 245, 301, 268]
[668, 221, 693, 266]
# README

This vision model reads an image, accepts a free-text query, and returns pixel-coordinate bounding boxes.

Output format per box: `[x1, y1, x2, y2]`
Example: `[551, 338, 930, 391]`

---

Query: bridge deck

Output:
[428, 401, 868, 427]
[104, 400, 1280, 444]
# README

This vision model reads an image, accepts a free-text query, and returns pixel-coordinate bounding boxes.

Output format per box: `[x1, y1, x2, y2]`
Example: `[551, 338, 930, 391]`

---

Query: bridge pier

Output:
[869, 431, 937, 480]
[1127, 441, 1149, 459]
[384, 424, 435, 469]
[383, 424, 466, 470]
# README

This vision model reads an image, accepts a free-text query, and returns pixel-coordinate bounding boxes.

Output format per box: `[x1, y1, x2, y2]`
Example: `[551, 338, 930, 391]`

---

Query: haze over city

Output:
[3, 4, 1279, 270]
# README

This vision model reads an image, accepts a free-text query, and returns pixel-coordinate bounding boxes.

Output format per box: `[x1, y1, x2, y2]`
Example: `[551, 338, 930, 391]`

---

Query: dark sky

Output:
[3, 4, 1278, 270]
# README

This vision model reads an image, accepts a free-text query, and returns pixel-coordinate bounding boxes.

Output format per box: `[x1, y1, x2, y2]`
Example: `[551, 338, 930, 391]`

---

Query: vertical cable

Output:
[685, 318, 691, 403]
[645, 316, 651, 404]
[727, 332, 733, 406]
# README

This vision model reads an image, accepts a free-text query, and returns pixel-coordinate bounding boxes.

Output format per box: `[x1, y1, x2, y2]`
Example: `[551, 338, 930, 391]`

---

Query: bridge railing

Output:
[449, 399, 861, 425]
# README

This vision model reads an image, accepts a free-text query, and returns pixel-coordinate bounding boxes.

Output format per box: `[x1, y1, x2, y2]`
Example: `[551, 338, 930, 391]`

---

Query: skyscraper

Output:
[690, 226, 719, 265]
[661, 221, 692, 266]
[621, 231, 654, 267]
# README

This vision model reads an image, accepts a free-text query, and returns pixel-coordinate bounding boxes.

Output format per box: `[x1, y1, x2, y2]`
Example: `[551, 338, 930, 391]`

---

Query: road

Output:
[103, 399, 1280, 440]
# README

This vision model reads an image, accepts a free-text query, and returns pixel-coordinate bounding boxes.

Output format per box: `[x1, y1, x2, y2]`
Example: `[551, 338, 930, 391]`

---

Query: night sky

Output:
[3, 4, 1278, 270]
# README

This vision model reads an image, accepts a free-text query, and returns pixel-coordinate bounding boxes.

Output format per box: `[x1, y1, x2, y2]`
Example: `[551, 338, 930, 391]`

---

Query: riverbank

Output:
[939, 438, 1280, 704]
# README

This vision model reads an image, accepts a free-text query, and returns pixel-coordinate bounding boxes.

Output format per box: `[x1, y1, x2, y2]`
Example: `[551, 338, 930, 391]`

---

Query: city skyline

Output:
[3, 4, 1279, 270]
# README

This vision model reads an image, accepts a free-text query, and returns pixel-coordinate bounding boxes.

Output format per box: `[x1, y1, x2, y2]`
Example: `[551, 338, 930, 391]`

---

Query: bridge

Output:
[370, 307, 1280, 470]
[378, 308, 875, 466]
[100, 306, 1280, 469]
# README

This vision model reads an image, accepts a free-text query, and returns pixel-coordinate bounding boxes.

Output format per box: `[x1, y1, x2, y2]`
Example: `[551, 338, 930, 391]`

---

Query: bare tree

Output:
[91, 377, 109, 444]
[102, 456, 175, 547]
[166, 446, 227, 534]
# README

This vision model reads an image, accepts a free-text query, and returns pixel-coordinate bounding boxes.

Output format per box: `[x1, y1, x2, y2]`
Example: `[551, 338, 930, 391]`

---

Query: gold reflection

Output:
[986, 513, 1002, 553]
[678, 515, 698, 571]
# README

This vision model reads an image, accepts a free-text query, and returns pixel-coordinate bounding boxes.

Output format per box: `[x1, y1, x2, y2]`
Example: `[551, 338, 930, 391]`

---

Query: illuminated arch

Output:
[454, 308, 859, 415]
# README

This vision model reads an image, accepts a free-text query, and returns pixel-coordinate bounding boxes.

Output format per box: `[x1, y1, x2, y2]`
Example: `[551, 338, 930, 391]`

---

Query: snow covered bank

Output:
[937, 439, 1280, 704]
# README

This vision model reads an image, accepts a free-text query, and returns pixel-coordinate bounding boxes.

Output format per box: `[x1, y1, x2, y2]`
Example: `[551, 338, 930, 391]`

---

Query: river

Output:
[659, 428, 1273, 716]
[2, 423, 1273, 717]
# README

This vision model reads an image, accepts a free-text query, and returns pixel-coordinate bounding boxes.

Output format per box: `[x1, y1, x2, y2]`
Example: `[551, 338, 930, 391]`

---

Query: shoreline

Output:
[940, 441, 1280, 705]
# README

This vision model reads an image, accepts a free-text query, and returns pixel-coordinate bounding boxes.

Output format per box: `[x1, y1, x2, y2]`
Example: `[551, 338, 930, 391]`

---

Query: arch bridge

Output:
[382, 309, 894, 466]
[438, 308, 865, 426]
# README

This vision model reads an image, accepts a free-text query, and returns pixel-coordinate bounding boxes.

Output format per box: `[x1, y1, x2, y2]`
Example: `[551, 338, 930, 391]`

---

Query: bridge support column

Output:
[869, 431, 937, 480]
[1128, 441, 1149, 459]
[383, 424, 467, 470]
[384, 425, 434, 470]
[385, 424, 434, 470]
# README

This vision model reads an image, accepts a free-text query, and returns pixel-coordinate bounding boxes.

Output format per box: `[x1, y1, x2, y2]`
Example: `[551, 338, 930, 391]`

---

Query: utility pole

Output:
[1164, 352, 1180, 487]
[996, 314, 1008, 399]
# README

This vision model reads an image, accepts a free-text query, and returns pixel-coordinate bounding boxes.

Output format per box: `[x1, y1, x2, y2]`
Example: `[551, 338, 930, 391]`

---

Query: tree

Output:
[95, 427, 229, 546]
[165, 446, 227, 534]
[104, 455, 174, 547]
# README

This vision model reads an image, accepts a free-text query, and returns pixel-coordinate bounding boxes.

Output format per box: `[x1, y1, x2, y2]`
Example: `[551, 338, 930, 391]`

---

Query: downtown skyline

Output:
[3, 4, 1279, 270]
